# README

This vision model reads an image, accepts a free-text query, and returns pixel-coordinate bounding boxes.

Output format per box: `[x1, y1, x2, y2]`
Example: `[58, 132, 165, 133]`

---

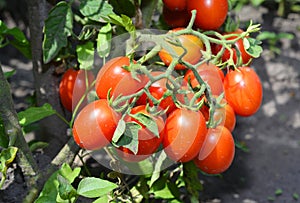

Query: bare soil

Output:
[0, 4, 300, 203]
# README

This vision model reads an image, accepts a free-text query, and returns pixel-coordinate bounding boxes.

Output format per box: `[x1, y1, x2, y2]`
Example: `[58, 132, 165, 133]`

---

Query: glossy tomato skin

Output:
[213, 30, 252, 65]
[59, 69, 94, 112]
[224, 67, 263, 117]
[184, 63, 224, 96]
[163, 108, 207, 162]
[159, 28, 204, 70]
[187, 0, 228, 30]
[163, 0, 187, 11]
[95, 57, 149, 99]
[117, 105, 165, 162]
[163, 5, 189, 28]
[194, 126, 235, 174]
[72, 99, 121, 150]
[136, 71, 176, 114]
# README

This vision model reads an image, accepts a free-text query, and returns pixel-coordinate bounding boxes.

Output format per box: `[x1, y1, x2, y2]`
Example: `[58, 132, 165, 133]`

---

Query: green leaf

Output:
[43, 1, 73, 63]
[244, 38, 263, 58]
[293, 193, 299, 200]
[59, 163, 81, 183]
[77, 177, 118, 198]
[97, 23, 112, 58]
[18, 103, 56, 127]
[93, 195, 109, 203]
[151, 177, 175, 199]
[79, 0, 115, 23]
[4, 69, 16, 79]
[115, 122, 141, 155]
[149, 151, 167, 187]
[0, 20, 31, 59]
[130, 113, 159, 137]
[112, 119, 126, 143]
[57, 175, 78, 200]
[108, 14, 136, 33]
[110, 0, 136, 18]
[35, 164, 81, 203]
[76, 41, 94, 70]
[0, 147, 18, 188]
[0, 146, 18, 172]
[275, 188, 283, 196]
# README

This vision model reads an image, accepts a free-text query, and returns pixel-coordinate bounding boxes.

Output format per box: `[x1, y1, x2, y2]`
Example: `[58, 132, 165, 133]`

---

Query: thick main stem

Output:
[0, 65, 38, 178]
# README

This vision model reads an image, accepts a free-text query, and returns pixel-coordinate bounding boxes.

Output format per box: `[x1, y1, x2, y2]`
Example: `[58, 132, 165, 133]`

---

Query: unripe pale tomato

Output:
[159, 28, 204, 70]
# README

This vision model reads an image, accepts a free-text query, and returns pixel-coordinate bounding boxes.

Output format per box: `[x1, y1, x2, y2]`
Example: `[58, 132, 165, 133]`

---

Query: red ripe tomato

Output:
[163, 108, 207, 162]
[187, 0, 228, 30]
[95, 57, 149, 100]
[159, 28, 204, 70]
[117, 105, 165, 162]
[59, 69, 94, 112]
[162, 5, 189, 28]
[224, 103, 236, 132]
[194, 126, 235, 174]
[224, 67, 263, 117]
[213, 29, 252, 65]
[163, 0, 187, 11]
[136, 71, 176, 114]
[72, 99, 121, 150]
[184, 62, 224, 96]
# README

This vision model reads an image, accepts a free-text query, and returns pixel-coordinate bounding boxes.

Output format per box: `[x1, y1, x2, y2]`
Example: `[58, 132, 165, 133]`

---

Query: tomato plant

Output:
[187, 0, 228, 30]
[95, 57, 149, 100]
[159, 28, 204, 70]
[163, 108, 207, 162]
[59, 68, 94, 112]
[213, 29, 252, 65]
[163, 0, 187, 11]
[194, 126, 235, 174]
[184, 62, 224, 96]
[224, 67, 263, 117]
[72, 99, 121, 150]
[116, 105, 165, 162]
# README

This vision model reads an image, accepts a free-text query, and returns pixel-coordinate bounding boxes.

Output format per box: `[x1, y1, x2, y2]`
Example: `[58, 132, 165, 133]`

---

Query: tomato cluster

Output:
[58, 1, 263, 175]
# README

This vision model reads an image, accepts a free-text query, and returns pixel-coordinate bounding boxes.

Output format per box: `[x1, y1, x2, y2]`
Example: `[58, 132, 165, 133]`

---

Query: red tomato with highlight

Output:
[95, 57, 149, 99]
[224, 67, 263, 117]
[163, 5, 189, 28]
[72, 99, 121, 150]
[117, 105, 165, 162]
[187, 0, 228, 30]
[163, 0, 187, 11]
[163, 108, 207, 162]
[184, 62, 224, 96]
[194, 126, 235, 174]
[59, 69, 94, 112]
[159, 28, 204, 70]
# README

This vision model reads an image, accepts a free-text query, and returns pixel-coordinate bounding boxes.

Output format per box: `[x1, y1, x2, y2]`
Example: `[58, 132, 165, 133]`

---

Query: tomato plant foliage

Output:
[0, 0, 266, 202]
